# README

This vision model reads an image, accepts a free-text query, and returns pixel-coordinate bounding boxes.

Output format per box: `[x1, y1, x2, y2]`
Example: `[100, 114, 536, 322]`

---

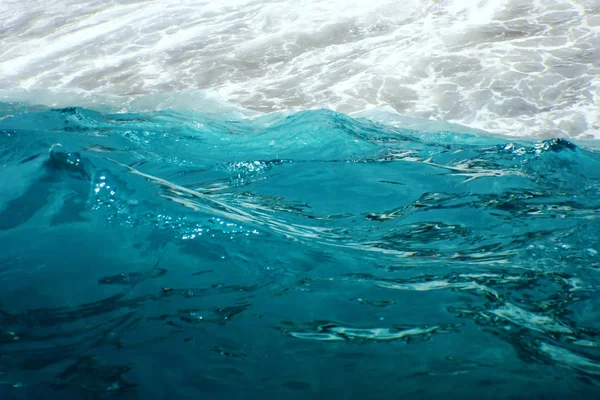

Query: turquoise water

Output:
[1, 103, 600, 399]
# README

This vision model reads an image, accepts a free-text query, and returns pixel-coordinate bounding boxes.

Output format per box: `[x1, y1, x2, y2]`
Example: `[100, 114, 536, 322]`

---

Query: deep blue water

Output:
[1, 103, 600, 399]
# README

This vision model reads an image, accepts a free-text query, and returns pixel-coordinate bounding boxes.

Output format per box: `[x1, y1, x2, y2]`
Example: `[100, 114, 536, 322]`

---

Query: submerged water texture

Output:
[1, 103, 600, 398]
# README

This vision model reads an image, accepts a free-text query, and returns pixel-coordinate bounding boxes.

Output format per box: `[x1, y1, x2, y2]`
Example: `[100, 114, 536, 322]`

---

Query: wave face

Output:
[1, 0, 599, 138]
[1, 103, 600, 398]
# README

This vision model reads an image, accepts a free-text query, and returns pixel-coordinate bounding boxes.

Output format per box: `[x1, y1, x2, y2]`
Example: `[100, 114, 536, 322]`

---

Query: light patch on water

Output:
[540, 342, 600, 375]
[491, 303, 573, 333]
[0, 0, 599, 138]
[288, 324, 445, 341]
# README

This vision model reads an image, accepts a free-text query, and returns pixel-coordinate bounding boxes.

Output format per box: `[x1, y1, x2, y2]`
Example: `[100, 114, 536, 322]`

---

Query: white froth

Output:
[0, 0, 599, 138]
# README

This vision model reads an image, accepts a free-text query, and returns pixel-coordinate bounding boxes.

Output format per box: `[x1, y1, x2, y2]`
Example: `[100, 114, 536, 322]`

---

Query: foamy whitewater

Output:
[1, 0, 599, 138]
[2, 1, 600, 399]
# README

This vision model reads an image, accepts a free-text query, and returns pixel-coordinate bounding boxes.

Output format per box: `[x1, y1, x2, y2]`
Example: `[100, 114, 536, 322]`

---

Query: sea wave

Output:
[1, 103, 600, 397]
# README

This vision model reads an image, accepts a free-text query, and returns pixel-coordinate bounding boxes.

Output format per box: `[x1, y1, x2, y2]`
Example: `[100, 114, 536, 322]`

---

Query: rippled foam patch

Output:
[1, 103, 600, 398]
[1, 0, 599, 138]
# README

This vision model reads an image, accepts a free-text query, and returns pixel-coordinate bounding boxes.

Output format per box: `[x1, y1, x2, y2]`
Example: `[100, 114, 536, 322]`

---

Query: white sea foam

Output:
[0, 0, 599, 138]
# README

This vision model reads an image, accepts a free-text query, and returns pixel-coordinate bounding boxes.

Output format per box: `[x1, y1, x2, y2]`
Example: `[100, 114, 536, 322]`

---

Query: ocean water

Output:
[1, 104, 600, 399]
[1, 0, 599, 138]
[1, 0, 600, 399]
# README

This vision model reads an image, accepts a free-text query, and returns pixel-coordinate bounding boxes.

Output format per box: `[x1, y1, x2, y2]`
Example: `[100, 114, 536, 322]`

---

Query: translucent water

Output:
[1, 103, 600, 398]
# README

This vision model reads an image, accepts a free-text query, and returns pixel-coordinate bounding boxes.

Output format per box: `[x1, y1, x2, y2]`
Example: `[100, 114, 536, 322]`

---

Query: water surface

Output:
[1, 104, 600, 398]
